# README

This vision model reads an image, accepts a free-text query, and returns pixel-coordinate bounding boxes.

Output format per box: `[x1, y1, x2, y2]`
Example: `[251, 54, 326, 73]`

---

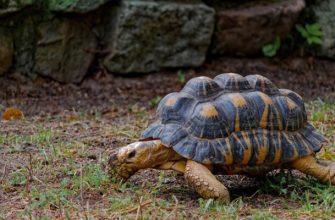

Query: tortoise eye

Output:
[128, 150, 136, 158]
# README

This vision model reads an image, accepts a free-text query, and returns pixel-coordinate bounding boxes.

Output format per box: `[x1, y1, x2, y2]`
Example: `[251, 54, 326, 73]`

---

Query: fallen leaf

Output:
[2, 107, 24, 120]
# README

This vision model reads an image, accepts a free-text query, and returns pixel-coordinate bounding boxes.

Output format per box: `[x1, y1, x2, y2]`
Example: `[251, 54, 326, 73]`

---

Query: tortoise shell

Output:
[141, 73, 325, 165]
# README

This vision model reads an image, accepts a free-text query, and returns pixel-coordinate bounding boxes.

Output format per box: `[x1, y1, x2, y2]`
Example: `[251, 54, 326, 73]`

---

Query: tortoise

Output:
[109, 73, 335, 202]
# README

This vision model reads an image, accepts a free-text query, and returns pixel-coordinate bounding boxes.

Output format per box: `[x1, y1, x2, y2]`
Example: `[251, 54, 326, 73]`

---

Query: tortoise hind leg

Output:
[184, 160, 230, 202]
[289, 155, 335, 184]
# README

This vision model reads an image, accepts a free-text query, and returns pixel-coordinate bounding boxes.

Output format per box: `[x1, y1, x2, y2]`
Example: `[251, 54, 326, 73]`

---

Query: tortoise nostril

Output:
[109, 153, 118, 165]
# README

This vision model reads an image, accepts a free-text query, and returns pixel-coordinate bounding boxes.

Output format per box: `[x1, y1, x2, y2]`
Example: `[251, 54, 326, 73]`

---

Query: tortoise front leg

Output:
[289, 155, 335, 184]
[184, 160, 230, 202]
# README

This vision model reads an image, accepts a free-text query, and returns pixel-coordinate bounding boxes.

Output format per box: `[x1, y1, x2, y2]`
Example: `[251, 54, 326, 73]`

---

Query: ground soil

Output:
[0, 57, 335, 219]
[1, 57, 334, 117]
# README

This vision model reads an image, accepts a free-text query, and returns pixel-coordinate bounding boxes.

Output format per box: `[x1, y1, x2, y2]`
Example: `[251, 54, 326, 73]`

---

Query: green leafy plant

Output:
[262, 36, 281, 57]
[259, 170, 301, 196]
[296, 23, 323, 45]
[177, 70, 186, 84]
[72, 163, 109, 191]
[198, 198, 214, 212]
[150, 96, 162, 107]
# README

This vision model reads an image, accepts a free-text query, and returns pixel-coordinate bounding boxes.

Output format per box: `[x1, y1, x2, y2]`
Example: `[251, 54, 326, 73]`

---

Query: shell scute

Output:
[272, 95, 307, 131]
[181, 76, 222, 99]
[246, 74, 280, 95]
[229, 134, 244, 164]
[215, 93, 258, 133]
[264, 131, 281, 164]
[293, 134, 311, 156]
[185, 102, 230, 139]
[279, 88, 307, 122]
[280, 133, 298, 162]
[214, 73, 252, 92]
[245, 91, 283, 131]
[279, 88, 304, 107]
[157, 93, 195, 125]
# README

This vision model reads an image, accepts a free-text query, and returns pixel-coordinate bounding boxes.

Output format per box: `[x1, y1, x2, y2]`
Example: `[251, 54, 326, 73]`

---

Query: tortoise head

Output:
[108, 140, 172, 180]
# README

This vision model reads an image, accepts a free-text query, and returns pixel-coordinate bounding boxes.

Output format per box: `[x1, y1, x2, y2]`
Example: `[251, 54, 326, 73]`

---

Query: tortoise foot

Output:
[290, 155, 335, 184]
[184, 160, 230, 203]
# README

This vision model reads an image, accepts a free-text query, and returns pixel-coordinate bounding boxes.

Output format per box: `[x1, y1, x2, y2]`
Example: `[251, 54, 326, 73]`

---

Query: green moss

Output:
[47, 0, 109, 12]
[0, 0, 109, 12]
[48, 0, 78, 9]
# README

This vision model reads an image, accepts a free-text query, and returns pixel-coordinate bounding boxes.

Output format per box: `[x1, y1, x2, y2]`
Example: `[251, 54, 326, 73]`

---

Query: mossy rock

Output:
[0, 28, 13, 75]
[34, 17, 97, 83]
[48, 0, 112, 13]
[0, 0, 33, 17]
[103, 0, 215, 73]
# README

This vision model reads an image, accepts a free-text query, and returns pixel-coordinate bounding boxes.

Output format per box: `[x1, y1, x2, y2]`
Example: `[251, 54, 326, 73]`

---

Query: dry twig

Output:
[135, 196, 144, 220]
[120, 199, 153, 215]
[0, 162, 7, 183]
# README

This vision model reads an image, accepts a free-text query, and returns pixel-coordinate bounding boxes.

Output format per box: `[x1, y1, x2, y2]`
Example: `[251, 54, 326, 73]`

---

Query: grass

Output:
[0, 101, 335, 219]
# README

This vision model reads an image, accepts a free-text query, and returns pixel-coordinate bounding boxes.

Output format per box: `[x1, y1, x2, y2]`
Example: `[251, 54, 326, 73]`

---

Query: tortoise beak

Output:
[107, 151, 129, 181]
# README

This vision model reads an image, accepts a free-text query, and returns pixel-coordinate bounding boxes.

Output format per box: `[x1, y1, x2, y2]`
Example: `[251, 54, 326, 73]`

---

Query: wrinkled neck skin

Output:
[109, 140, 182, 180]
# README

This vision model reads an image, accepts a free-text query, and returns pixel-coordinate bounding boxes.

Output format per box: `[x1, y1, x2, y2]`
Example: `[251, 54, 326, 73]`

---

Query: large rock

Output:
[48, 0, 111, 13]
[12, 16, 36, 76]
[103, 0, 215, 73]
[34, 18, 97, 83]
[0, 0, 33, 17]
[308, 0, 335, 59]
[0, 29, 13, 75]
[210, 0, 305, 56]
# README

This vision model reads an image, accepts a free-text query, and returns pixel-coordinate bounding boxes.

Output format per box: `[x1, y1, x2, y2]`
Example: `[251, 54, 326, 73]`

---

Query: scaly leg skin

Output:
[184, 160, 230, 203]
[289, 155, 335, 184]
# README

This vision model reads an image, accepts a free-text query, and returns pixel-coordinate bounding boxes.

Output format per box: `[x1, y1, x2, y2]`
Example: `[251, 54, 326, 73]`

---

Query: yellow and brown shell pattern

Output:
[141, 73, 326, 166]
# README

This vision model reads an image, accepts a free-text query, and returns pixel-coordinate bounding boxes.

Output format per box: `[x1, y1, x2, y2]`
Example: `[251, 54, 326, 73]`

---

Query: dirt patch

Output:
[1, 57, 334, 117]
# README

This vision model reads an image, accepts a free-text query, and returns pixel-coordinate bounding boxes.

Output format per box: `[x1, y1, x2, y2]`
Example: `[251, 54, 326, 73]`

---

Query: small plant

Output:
[311, 111, 326, 122]
[259, 170, 300, 196]
[198, 198, 242, 217]
[30, 186, 72, 209]
[251, 210, 278, 220]
[296, 23, 323, 45]
[72, 163, 109, 191]
[150, 96, 162, 107]
[177, 71, 186, 84]
[150, 171, 163, 194]
[198, 198, 214, 212]
[262, 36, 281, 57]
[109, 196, 134, 210]
[9, 170, 27, 186]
